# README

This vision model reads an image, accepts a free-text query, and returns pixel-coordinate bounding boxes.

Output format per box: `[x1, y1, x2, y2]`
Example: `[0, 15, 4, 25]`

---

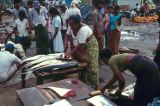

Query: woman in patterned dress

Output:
[65, 15, 99, 89]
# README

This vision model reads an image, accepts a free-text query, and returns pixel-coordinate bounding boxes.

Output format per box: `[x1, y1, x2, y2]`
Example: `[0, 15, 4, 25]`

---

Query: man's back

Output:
[0, 51, 21, 82]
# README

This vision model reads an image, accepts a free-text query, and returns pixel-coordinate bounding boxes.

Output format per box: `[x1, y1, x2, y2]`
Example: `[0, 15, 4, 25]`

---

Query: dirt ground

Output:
[0, 15, 159, 106]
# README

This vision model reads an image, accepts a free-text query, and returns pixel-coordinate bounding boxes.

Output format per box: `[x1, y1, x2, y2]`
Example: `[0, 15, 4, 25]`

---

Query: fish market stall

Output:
[21, 53, 88, 88]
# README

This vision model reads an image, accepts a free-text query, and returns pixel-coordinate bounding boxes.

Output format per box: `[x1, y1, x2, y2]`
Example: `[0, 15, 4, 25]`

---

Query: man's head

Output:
[14, 0, 22, 9]
[113, 5, 121, 15]
[99, 48, 113, 64]
[18, 10, 26, 20]
[33, 0, 40, 11]
[68, 15, 81, 32]
[27, 0, 33, 8]
[5, 43, 15, 53]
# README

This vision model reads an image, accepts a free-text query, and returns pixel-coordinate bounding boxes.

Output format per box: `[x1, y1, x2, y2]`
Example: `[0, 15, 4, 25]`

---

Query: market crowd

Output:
[0, 0, 160, 106]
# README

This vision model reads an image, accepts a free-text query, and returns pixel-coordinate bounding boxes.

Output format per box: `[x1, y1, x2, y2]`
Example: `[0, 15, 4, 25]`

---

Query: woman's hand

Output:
[64, 52, 71, 58]
[100, 87, 106, 94]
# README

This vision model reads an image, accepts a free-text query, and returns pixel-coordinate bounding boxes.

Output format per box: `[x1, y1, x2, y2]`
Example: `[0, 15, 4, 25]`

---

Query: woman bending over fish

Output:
[99, 48, 160, 106]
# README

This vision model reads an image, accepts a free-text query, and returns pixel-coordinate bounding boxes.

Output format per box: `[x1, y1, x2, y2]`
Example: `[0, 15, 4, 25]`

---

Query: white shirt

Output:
[29, 6, 48, 27]
[61, 13, 67, 30]
[65, 7, 81, 19]
[0, 51, 22, 82]
[13, 19, 29, 37]
[66, 25, 92, 46]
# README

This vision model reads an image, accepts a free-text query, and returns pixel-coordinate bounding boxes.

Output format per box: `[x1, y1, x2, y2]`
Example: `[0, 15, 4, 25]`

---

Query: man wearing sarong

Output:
[92, 3, 104, 51]
[100, 48, 160, 106]
[29, 0, 50, 54]
[108, 5, 121, 55]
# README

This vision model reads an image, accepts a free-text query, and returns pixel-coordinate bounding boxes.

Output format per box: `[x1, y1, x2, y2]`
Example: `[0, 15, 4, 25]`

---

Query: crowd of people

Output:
[0, 0, 160, 105]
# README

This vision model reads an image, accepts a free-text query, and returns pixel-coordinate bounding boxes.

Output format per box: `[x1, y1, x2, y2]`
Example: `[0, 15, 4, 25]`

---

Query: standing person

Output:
[99, 48, 160, 106]
[154, 14, 160, 69]
[65, 15, 99, 89]
[108, 5, 121, 55]
[92, 3, 104, 51]
[29, 0, 50, 54]
[135, 3, 140, 16]
[143, 2, 149, 16]
[13, 0, 28, 20]
[13, 10, 31, 52]
[27, 0, 33, 13]
[49, 7, 64, 53]
[0, 43, 22, 83]
[64, 1, 81, 52]
[60, 5, 68, 42]
[0, 1, 3, 24]
[103, 6, 112, 48]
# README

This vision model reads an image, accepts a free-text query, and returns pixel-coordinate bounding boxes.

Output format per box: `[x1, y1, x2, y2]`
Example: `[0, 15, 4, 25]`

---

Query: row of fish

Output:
[23, 53, 78, 72]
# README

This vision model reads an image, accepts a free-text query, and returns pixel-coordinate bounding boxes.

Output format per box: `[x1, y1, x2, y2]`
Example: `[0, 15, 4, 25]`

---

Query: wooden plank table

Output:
[17, 78, 93, 106]
[21, 63, 87, 88]
[17, 78, 117, 106]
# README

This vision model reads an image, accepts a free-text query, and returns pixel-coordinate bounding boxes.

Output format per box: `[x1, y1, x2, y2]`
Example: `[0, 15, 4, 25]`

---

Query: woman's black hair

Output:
[18, 10, 26, 18]
[14, 0, 22, 4]
[68, 15, 81, 24]
[99, 48, 113, 59]
[49, 7, 63, 27]
[27, 0, 33, 6]
[114, 5, 120, 11]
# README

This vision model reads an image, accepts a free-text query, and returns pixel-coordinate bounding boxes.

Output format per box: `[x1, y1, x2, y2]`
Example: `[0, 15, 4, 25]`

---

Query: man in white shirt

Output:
[0, 43, 22, 83]
[29, 0, 50, 54]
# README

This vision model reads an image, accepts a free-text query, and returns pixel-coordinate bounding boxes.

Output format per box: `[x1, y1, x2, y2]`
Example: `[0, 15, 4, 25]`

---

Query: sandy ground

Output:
[0, 15, 159, 106]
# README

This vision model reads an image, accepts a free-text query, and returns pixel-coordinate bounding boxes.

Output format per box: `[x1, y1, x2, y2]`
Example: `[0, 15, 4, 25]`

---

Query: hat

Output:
[5, 43, 14, 51]
[33, 0, 40, 9]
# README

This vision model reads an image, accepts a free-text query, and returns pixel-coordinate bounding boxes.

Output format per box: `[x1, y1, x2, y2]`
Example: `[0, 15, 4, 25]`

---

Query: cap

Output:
[5, 43, 14, 51]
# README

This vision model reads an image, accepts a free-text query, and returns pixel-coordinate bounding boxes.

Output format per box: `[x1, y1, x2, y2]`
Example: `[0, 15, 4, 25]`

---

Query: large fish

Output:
[26, 60, 65, 71]
[23, 55, 45, 62]
[25, 60, 78, 72]
[24, 53, 64, 68]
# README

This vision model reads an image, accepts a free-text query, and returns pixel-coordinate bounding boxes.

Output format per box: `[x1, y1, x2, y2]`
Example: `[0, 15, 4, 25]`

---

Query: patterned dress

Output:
[80, 35, 99, 89]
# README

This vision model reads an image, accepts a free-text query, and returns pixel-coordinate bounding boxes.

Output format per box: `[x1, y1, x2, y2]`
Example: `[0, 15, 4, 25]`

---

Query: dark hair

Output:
[99, 48, 113, 59]
[18, 10, 26, 18]
[114, 5, 120, 11]
[49, 7, 63, 27]
[14, 0, 22, 4]
[27, 0, 33, 6]
[68, 15, 81, 24]
[60, 5, 67, 12]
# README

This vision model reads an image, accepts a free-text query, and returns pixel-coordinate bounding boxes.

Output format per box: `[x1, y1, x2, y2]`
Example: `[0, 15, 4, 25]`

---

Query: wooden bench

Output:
[17, 78, 93, 106]
[21, 63, 87, 88]
[17, 78, 117, 106]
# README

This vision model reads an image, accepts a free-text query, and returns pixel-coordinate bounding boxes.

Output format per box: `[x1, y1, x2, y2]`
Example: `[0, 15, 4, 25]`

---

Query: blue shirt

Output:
[13, 6, 28, 20]
[109, 13, 121, 31]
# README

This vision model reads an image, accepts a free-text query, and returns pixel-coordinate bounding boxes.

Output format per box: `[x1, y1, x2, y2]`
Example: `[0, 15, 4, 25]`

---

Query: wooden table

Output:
[17, 78, 117, 106]
[21, 63, 87, 88]
[17, 78, 92, 106]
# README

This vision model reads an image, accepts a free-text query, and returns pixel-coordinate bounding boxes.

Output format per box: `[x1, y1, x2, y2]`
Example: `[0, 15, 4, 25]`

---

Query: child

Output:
[13, 10, 31, 52]
[49, 7, 64, 53]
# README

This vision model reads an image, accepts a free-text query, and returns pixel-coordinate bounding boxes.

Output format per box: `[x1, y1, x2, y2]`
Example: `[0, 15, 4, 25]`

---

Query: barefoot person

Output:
[99, 48, 160, 106]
